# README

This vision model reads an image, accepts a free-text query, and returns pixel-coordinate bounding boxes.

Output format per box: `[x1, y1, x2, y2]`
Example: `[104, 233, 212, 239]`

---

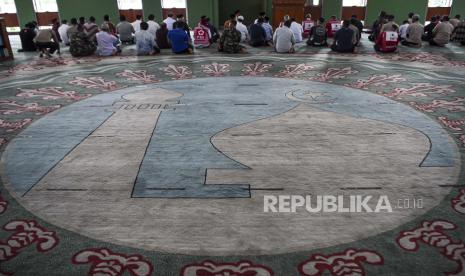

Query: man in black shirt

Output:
[249, 18, 267, 47]
[307, 17, 328, 46]
[422, 16, 438, 41]
[331, 20, 355, 53]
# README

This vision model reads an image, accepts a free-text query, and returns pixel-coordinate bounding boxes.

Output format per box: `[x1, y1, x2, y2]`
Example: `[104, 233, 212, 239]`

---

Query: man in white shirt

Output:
[147, 14, 160, 37]
[132, 15, 143, 32]
[58, 19, 70, 45]
[163, 13, 176, 31]
[399, 20, 409, 41]
[290, 18, 303, 43]
[236, 16, 249, 42]
[273, 20, 295, 53]
[135, 22, 159, 55]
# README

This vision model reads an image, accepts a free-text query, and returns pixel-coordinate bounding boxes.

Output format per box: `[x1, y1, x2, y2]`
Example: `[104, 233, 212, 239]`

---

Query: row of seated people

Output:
[18, 11, 465, 58]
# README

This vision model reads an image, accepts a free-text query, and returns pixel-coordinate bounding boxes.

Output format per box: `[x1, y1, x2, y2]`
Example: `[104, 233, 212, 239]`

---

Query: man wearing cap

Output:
[236, 15, 249, 42]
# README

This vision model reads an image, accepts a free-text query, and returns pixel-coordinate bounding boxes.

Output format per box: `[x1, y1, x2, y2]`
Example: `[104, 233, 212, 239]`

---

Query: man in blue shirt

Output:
[168, 22, 193, 54]
[331, 20, 355, 53]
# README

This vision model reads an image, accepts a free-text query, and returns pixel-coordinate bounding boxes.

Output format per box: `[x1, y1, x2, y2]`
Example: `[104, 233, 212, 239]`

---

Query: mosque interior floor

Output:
[0, 35, 465, 275]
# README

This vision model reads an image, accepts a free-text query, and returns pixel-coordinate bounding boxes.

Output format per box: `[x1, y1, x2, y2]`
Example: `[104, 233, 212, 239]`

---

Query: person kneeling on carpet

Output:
[168, 22, 194, 54]
[331, 20, 355, 53]
[218, 20, 246, 54]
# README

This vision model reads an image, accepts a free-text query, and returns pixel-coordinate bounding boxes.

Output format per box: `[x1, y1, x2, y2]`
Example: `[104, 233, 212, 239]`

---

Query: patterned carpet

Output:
[0, 36, 464, 275]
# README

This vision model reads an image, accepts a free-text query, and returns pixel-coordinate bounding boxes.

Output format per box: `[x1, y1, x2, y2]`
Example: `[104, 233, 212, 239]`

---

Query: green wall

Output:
[14, 0, 36, 27]
[187, 0, 218, 27]
[142, 0, 163, 21]
[366, 0, 428, 25]
[322, 0, 342, 19]
[12, 0, 465, 30]
[218, 0, 266, 26]
[56, 0, 119, 25]
[451, 0, 465, 17]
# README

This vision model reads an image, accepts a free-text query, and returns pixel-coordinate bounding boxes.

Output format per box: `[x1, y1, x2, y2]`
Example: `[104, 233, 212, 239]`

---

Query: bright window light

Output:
[343, 0, 367, 7]
[161, 0, 186, 9]
[117, 0, 143, 10]
[32, 0, 58, 12]
[428, 0, 453, 7]
[0, 0, 17, 13]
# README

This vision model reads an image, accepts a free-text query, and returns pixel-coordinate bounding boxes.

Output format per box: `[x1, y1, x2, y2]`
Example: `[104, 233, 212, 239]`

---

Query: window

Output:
[305, 0, 320, 5]
[117, 0, 143, 10]
[342, 0, 367, 7]
[0, 0, 17, 13]
[32, 0, 58, 12]
[161, 0, 186, 9]
[428, 0, 453, 7]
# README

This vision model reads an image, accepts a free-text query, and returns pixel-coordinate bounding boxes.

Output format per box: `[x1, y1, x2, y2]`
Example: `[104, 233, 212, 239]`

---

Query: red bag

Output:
[376, 31, 399, 52]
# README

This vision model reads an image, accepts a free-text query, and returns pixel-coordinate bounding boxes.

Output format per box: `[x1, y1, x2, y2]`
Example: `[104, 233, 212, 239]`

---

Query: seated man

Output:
[168, 22, 193, 54]
[422, 16, 438, 41]
[273, 20, 295, 53]
[263, 16, 274, 44]
[116, 15, 135, 44]
[302, 14, 314, 38]
[249, 18, 267, 47]
[290, 18, 303, 43]
[84, 16, 99, 42]
[193, 17, 211, 48]
[218, 20, 245, 54]
[135, 22, 160, 55]
[326, 15, 341, 38]
[307, 17, 328, 46]
[349, 18, 360, 46]
[19, 22, 37, 52]
[156, 23, 171, 49]
[374, 25, 399, 53]
[58, 20, 70, 46]
[69, 24, 96, 57]
[401, 15, 423, 48]
[96, 24, 120, 56]
[430, 16, 454, 46]
[331, 20, 355, 53]
[451, 19, 465, 43]
[34, 27, 60, 57]
[236, 16, 249, 43]
[206, 18, 219, 43]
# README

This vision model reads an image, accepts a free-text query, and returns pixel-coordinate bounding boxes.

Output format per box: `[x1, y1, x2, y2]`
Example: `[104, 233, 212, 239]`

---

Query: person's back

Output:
[84, 17, 99, 42]
[331, 20, 354, 52]
[67, 19, 79, 41]
[273, 21, 295, 53]
[156, 23, 171, 49]
[452, 21, 465, 43]
[135, 22, 157, 55]
[249, 20, 266, 46]
[380, 16, 399, 33]
[117, 16, 135, 43]
[236, 17, 249, 42]
[450, 16, 461, 28]
[302, 16, 314, 37]
[132, 15, 142, 32]
[58, 21, 69, 45]
[399, 21, 409, 40]
[219, 20, 243, 53]
[168, 24, 191, 53]
[19, 24, 37, 51]
[432, 18, 454, 46]
[193, 25, 210, 48]
[290, 20, 303, 43]
[375, 30, 399, 52]
[96, 25, 118, 56]
[326, 16, 341, 38]
[164, 14, 176, 30]
[307, 18, 327, 46]
[263, 17, 273, 42]
[348, 23, 359, 45]
[147, 15, 160, 37]
[403, 17, 424, 47]
[70, 27, 96, 57]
